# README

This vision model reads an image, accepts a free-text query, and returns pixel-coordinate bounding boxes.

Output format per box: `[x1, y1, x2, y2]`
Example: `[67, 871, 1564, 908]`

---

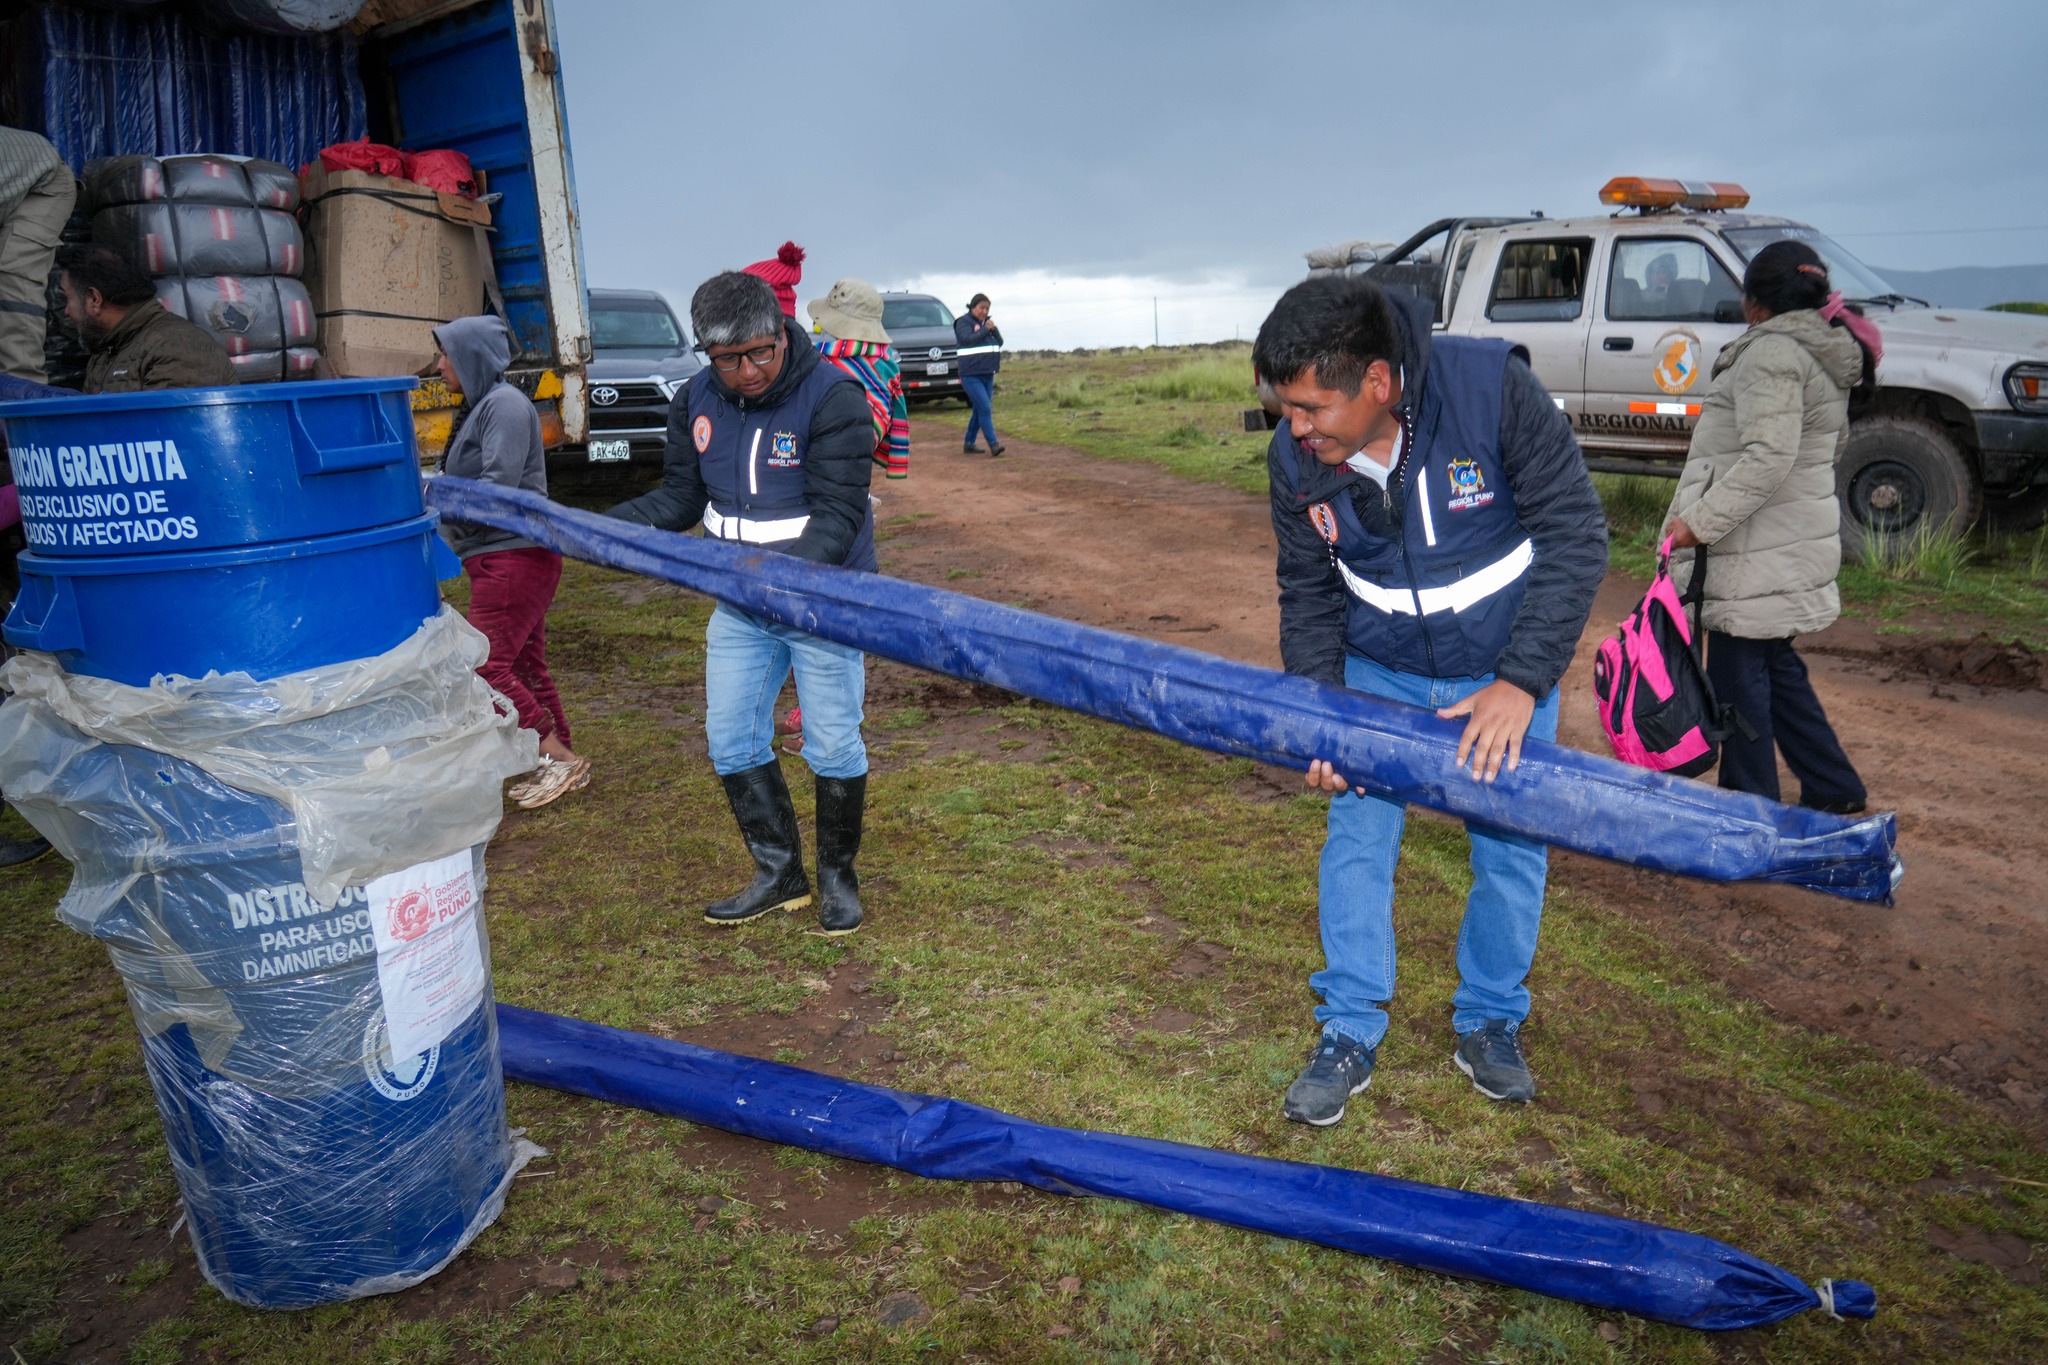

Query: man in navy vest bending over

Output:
[612, 271, 879, 936]
[1258, 275, 1606, 1122]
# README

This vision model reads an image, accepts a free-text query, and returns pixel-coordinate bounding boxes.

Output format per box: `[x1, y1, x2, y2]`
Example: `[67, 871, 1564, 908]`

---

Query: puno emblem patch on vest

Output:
[1308, 502, 1340, 544]
[692, 414, 712, 453]
[767, 431, 800, 468]
[1446, 457, 1493, 512]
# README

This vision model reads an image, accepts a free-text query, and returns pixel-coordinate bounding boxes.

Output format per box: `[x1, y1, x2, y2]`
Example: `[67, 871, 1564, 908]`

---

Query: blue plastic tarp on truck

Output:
[1, 2, 367, 173]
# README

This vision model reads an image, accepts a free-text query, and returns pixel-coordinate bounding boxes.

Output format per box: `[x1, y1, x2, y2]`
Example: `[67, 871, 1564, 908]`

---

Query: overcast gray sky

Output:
[553, 0, 2047, 347]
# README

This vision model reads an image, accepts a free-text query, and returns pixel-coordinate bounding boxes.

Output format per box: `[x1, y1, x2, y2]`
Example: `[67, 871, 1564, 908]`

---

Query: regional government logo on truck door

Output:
[1653, 334, 1700, 395]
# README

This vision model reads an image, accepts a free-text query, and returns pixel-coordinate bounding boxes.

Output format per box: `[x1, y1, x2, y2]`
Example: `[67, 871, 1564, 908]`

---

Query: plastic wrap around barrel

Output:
[144, 1008, 509, 1308]
[50, 738, 513, 1308]
[2, 512, 451, 685]
[0, 378, 424, 556]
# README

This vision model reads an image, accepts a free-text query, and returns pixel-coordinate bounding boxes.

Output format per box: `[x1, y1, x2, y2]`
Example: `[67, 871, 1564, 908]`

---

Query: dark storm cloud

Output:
[555, 0, 2046, 297]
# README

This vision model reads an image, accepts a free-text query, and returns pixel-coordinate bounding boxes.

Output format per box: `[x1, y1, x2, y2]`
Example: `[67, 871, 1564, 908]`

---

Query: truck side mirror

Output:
[1714, 300, 1746, 324]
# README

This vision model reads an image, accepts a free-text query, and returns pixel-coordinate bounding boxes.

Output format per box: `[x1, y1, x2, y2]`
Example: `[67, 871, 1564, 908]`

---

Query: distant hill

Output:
[1871, 263, 2048, 309]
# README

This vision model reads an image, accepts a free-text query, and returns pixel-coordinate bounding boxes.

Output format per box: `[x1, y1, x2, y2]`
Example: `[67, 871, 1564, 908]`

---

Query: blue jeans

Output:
[1312, 654, 1560, 1047]
[704, 604, 867, 779]
[961, 373, 998, 449]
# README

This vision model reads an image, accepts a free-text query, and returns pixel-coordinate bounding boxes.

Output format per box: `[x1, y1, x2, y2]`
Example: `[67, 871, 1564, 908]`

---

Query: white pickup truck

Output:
[1319, 178, 2048, 546]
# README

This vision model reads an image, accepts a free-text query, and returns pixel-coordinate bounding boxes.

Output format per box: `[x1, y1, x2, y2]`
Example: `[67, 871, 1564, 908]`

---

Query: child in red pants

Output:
[434, 316, 589, 808]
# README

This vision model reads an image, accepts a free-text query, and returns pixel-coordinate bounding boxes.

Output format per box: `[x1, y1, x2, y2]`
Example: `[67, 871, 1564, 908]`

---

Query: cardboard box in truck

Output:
[301, 163, 490, 377]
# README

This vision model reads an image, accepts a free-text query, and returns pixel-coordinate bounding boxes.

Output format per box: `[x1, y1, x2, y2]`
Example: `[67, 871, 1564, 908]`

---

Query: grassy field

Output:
[5, 562, 2047, 1362]
[988, 346, 2048, 641]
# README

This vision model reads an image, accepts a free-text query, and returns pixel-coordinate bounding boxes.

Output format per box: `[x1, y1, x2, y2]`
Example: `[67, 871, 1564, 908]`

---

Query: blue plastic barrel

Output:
[3, 512, 454, 684]
[46, 738, 514, 1309]
[0, 378, 425, 556]
[146, 1007, 510, 1309]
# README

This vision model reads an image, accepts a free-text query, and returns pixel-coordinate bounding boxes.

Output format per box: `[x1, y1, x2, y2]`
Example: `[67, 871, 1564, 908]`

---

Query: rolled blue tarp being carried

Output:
[424, 479, 1900, 902]
[499, 1005, 1875, 1331]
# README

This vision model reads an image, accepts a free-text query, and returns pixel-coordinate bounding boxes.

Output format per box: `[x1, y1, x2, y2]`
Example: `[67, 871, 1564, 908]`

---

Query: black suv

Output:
[881, 292, 962, 402]
[574, 288, 702, 473]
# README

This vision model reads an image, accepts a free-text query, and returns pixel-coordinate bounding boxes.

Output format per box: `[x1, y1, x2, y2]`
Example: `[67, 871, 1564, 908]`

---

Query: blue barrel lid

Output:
[0, 375, 418, 419]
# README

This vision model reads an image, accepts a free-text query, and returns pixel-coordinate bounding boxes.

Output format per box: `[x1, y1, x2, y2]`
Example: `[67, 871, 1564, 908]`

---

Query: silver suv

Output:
[1345, 179, 2048, 544]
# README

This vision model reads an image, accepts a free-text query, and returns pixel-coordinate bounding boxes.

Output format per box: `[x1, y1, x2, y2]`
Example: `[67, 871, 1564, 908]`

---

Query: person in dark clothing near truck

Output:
[1258, 275, 1606, 1124]
[58, 246, 234, 393]
[953, 292, 1004, 455]
[611, 271, 877, 937]
[434, 313, 589, 811]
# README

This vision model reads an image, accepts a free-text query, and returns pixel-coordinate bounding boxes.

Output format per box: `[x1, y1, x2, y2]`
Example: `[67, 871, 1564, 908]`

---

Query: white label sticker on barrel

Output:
[366, 849, 486, 1060]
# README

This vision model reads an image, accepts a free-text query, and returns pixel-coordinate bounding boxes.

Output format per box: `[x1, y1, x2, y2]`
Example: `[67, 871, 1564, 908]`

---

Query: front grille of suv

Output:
[587, 381, 671, 432]
[897, 345, 962, 393]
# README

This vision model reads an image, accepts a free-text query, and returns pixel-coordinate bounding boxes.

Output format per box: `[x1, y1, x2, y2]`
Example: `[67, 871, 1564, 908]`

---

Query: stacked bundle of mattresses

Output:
[83, 154, 318, 384]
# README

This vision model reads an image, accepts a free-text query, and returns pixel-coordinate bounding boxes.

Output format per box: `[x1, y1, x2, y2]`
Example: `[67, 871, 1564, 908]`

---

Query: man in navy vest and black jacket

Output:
[1258, 275, 1606, 1123]
[612, 271, 879, 935]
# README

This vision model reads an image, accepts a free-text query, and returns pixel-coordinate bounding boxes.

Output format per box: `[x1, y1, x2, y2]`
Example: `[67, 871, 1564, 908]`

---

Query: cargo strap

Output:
[315, 309, 453, 324]
[305, 186, 448, 223]
[471, 223, 508, 324]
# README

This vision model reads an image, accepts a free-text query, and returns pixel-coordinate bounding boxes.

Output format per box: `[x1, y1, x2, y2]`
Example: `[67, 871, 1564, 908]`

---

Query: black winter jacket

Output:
[608, 318, 875, 567]
[1269, 290, 1607, 698]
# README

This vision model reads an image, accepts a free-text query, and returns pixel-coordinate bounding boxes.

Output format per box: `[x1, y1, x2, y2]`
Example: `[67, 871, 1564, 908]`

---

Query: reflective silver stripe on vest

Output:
[1336, 538, 1533, 616]
[703, 506, 810, 545]
[955, 344, 1002, 356]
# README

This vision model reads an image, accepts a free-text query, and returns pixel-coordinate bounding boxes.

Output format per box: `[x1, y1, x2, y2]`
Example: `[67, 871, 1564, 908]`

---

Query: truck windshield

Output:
[1721, 227, 1898, 302]
[592, 299, 684, 351]
[883, 299, 954, 329]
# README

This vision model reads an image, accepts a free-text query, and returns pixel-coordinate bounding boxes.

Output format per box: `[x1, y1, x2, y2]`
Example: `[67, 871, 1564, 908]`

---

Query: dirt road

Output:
[888, 419, 2048, 1132]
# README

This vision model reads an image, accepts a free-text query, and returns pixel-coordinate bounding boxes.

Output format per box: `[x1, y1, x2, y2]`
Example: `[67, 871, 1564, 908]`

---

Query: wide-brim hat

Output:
[806, 277, 891, 345]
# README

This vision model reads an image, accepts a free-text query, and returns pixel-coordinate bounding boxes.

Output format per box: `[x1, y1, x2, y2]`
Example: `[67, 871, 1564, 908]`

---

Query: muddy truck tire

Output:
[1837, 414, 1979, 561]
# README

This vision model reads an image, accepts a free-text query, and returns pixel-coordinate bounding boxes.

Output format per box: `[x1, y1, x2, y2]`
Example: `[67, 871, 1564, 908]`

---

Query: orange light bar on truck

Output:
[1599, 177, 1750, 211]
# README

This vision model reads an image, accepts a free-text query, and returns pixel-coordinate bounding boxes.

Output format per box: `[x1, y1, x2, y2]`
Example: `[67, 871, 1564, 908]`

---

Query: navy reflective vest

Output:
[686, 357, 877, 572]
[1284, 337, 1532, 680]
[953, 315, 1002, 377]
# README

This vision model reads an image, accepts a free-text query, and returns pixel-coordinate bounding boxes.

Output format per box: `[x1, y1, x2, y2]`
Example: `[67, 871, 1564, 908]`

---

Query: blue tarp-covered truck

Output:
[0, 0, 593, 459]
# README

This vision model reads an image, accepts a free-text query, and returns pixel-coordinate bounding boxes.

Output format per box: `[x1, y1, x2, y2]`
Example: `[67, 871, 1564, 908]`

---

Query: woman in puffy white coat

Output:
[1664, 240, 1876, 814]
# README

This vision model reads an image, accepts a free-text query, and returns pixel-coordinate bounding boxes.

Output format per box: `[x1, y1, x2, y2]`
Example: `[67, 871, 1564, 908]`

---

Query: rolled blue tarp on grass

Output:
[498, 1004, 1874, 1330]
[427, 479, 1898, 901]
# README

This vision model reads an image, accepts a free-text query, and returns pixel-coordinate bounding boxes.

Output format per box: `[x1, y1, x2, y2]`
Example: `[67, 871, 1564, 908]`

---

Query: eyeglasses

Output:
[702, 338, 783, 372]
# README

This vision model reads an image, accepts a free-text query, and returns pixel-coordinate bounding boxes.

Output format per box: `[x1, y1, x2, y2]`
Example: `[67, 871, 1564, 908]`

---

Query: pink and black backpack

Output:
[1592, 539, 1732, 778]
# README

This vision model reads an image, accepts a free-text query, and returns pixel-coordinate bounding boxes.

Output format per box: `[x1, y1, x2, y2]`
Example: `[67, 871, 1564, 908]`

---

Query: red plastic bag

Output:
[401, 149, 478, 197]
[318, 139, 405, 177]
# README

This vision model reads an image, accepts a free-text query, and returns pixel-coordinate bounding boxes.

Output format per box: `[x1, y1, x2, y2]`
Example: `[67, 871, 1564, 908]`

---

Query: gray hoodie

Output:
[434, 314, 546, 560]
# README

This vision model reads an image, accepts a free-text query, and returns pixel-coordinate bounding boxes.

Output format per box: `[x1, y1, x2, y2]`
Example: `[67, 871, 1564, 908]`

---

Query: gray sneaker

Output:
[1454, 1020, 1535, 1103]
[1282, 1032, 1377, 1126]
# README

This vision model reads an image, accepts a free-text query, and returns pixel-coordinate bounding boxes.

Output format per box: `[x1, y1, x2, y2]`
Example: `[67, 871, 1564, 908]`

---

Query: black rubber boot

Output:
[704, 762, 811, 926]
[0, 832, 51, 868]
[811, 774, 866, 936]
[0, 801, 51, 869]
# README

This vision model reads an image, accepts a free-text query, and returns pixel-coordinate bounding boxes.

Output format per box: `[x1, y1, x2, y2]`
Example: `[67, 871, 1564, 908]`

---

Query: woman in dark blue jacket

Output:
[953, 293, 1004, 455]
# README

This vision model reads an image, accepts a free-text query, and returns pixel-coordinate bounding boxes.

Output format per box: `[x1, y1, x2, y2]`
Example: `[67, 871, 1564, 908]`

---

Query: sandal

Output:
[516, 755, 592, 810]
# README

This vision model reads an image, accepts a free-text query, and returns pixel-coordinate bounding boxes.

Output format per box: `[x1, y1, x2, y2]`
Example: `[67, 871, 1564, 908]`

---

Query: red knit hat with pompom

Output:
[742, 241, 805, 318]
